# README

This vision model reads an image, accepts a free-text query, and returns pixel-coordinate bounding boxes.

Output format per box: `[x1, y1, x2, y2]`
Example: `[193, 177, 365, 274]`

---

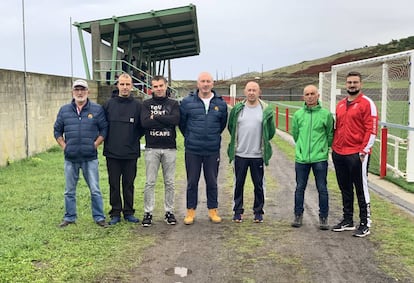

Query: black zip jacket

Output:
[103, 95, 144, 159]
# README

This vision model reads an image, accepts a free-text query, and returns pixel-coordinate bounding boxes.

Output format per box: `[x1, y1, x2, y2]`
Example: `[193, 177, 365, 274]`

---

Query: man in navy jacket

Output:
[54, 79, 108, 228]
[179, 72, 228, 224]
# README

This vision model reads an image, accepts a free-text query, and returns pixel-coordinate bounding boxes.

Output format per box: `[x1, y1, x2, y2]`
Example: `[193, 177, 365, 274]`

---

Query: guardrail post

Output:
[380, 126, 388, 178]
[285, 108, 289, 132]
[275, 106, 279, 128]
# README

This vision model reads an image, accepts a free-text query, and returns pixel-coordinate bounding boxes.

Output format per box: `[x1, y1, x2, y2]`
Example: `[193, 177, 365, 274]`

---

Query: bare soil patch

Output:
[112, 135, 413, 283]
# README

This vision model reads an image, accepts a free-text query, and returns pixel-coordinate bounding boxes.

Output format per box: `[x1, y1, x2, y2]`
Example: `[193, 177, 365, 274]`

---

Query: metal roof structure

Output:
[73, 4, 200, 80]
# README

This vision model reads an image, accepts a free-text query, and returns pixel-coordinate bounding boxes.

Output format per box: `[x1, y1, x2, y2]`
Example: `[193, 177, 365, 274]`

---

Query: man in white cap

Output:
[54, 79, 108, 228]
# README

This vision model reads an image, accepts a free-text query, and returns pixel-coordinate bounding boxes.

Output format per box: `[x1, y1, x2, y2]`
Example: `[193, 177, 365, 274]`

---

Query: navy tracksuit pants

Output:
[233, 155, 265, 215]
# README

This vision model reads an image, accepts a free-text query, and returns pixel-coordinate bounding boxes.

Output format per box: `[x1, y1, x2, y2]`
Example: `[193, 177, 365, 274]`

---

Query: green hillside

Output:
[212, 35, 414, 89]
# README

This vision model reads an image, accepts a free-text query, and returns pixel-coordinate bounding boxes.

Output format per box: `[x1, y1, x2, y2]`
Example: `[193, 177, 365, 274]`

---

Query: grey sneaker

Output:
[319, 217, 329, 230]
[332, 219, 355, 232]
[291, 214, 303, 228]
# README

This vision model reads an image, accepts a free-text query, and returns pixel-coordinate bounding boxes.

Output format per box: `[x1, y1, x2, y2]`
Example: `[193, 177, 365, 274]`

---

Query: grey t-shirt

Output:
[236, 104, 263, 158]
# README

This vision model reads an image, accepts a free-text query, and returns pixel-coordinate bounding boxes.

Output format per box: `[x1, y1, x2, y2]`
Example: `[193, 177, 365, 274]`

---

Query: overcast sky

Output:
[1, 0, 414, 80]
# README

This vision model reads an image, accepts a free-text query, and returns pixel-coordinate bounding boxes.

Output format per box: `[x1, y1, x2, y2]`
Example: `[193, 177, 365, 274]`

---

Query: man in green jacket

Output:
[291, 85, 334, 230]
[227, 81, 275, 223]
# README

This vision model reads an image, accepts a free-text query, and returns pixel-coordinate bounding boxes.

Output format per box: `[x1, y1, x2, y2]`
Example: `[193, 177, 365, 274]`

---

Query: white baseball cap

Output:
[72, 79, 88, 89]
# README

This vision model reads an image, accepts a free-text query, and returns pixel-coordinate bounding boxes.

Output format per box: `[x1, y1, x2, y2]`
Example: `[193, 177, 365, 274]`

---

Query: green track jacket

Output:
[292, 102, 334, 163]
[227, 99, 276, 166]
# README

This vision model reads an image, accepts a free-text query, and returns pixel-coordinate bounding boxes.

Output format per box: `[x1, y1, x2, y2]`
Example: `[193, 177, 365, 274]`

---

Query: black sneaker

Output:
[291, 215, 303, 228]
[319, 217, 329, 230]
[232, 213, 243, 223]
[332, 219, 355, 232]
[142, 213, 152, 227]
[253, 213, 263, 223]
[165, 212, 177, 225]
[353, 223, 370, 237]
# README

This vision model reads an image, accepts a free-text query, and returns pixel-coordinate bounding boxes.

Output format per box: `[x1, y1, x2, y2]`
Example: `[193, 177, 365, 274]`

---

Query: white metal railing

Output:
[94, 59, 179, 98]
[381, 133, 407, 178]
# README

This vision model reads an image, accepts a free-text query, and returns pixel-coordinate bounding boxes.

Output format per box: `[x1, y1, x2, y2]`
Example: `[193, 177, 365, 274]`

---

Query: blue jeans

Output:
[63, 159, 106, 222]
[294, 161, 329, 218]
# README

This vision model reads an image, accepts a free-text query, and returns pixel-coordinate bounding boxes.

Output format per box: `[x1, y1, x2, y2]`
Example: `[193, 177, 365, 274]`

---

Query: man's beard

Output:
[347, 89, 360, 95]
[74, 97, 87, 104]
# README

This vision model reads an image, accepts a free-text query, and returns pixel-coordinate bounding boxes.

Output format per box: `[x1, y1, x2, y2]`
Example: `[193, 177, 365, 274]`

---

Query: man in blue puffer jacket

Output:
[54, 79, 108, 228]
[179, 72, 228, 224]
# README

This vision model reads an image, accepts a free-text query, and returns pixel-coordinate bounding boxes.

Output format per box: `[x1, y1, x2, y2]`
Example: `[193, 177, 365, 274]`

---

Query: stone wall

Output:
[0, 69, 97, 167]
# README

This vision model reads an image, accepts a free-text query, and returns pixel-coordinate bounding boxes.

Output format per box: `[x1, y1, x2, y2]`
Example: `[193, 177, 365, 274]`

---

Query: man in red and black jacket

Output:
[331, 71, 378, 238]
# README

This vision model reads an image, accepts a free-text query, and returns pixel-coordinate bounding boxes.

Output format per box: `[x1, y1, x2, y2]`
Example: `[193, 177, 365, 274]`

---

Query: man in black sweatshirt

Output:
[140, 75, 180, 227]
[103, 73, 144, 225]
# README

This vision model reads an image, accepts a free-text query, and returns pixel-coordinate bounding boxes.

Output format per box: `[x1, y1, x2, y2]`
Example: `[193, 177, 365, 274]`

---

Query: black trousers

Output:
[332, 151, 371, 225]
[233, 156, 265, 215]
[106, 157, 137, 217]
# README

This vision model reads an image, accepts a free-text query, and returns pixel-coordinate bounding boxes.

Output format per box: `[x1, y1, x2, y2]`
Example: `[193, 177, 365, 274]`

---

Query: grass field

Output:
[0, 140, 186, 282]
[1, 135, 414, 281]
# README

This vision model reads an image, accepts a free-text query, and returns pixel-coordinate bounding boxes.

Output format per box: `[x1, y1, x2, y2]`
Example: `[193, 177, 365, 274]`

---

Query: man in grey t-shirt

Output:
[227, 81, 276, 223]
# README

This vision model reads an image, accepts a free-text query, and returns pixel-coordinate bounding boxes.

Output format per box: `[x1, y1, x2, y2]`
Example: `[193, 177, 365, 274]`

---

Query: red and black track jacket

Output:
[332, 92, 378, 155]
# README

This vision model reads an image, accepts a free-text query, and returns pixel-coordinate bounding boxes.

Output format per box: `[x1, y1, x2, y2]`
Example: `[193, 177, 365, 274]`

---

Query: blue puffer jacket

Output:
[179, 90, 228, 156]
[54, 99, 108, 162]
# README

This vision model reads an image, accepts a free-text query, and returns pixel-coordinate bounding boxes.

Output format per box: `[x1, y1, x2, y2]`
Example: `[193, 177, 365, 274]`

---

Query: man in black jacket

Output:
[103, 73, 144, 225]
[140, 76, 180, 227]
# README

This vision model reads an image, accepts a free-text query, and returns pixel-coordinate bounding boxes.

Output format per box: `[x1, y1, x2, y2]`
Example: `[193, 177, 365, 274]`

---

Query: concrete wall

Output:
[0, 69, 97, 167]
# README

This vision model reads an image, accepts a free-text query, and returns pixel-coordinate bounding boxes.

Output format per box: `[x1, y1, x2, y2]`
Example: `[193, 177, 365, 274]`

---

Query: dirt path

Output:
[121, 135, 412, 283]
